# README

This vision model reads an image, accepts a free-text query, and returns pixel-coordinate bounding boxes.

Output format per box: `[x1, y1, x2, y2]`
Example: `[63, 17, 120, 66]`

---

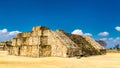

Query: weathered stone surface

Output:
[0, 26, 105, 57]
[0, 41, 11, 51]
[67, 34, 105, 56]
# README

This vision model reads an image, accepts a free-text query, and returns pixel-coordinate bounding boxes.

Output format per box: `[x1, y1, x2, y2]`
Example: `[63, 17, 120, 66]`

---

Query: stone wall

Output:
[9, 26, 52, 57]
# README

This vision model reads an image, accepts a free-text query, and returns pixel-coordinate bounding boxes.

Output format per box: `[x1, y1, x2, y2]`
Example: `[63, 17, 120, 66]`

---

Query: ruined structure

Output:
[0, 26, 105, 57]
[0, 41, 11, 51]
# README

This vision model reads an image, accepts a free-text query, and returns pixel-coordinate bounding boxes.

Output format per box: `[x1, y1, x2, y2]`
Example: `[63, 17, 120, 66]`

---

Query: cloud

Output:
[71, 29, 83, 35]
[115, 26, 120, 31]
[0, 28, 21, 42]
[99, 37, 120, 48]
[0, 29, 7, 33]
[8, 31, 21, 36]
[84, 33, 92, 36]
[100, 37, 120, 42]
[98, 32, 109, 36]
[99, 38, 107, 41]
[108, 38, 113, 40]
[113, 37, 120, 42]
[71, 29, 92, 36]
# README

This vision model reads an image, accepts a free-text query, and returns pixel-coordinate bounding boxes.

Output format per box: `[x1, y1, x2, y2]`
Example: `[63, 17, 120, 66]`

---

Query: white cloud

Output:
[8, 31, 21, 36]
[115, 26, 120, 31]
[113, 37, 120, 42]
[100, 37, 120, 42]
[0, 29, 7, 33]
[116, 37, 120, 40]
[84, 33, 92, 36]
[0, 28, 21, 42]
[99, 38, 107, 41]
[99, 37, 120, 48]
[98, 32, 109, 36]
[71, 29, 83, 35]
[108, 38, 113, 40]
[71, 29, 92, 36]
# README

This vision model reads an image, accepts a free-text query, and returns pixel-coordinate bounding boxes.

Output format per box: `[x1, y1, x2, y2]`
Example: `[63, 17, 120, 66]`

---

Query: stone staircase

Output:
[49, 30, 81, 57]
[54, 30, 78, 48]
[82, 36, 104, 52]
[52, 30, 82, 56]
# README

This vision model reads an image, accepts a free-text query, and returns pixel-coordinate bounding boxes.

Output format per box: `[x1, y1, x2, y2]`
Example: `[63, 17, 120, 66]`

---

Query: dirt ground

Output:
[0, 51, 120, 68]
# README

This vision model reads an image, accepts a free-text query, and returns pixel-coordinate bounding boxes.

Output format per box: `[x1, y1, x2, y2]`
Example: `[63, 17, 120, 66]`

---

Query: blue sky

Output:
[0, 0, 120, 48]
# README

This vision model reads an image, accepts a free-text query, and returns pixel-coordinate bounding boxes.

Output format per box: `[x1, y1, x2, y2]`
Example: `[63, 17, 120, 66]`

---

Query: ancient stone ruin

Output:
[0, 41, 11, 51]
[0, 26, 106, 57]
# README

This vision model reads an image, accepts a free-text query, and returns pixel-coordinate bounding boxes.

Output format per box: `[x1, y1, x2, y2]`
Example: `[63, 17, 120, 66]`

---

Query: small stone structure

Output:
[0, 41, 11, 51]
[0, 26, 105, 57]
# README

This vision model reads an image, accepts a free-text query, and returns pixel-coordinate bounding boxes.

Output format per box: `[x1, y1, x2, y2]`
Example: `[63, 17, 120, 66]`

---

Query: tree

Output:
[96, 40, 107, 47]
[114, 44, 119, 50]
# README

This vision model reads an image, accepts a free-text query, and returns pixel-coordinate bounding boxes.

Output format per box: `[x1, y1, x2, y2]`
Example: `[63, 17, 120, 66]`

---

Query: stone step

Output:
[53, 31, 77, 48]
[83, 36, 104, 49]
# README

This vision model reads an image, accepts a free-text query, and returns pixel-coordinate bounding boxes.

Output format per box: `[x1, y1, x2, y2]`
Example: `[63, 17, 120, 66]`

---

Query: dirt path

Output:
[0, 51, 120, 68]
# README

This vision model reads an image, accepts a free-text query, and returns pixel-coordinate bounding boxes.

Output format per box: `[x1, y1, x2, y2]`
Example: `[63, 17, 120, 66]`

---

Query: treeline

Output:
[109, 44, 120, 50]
